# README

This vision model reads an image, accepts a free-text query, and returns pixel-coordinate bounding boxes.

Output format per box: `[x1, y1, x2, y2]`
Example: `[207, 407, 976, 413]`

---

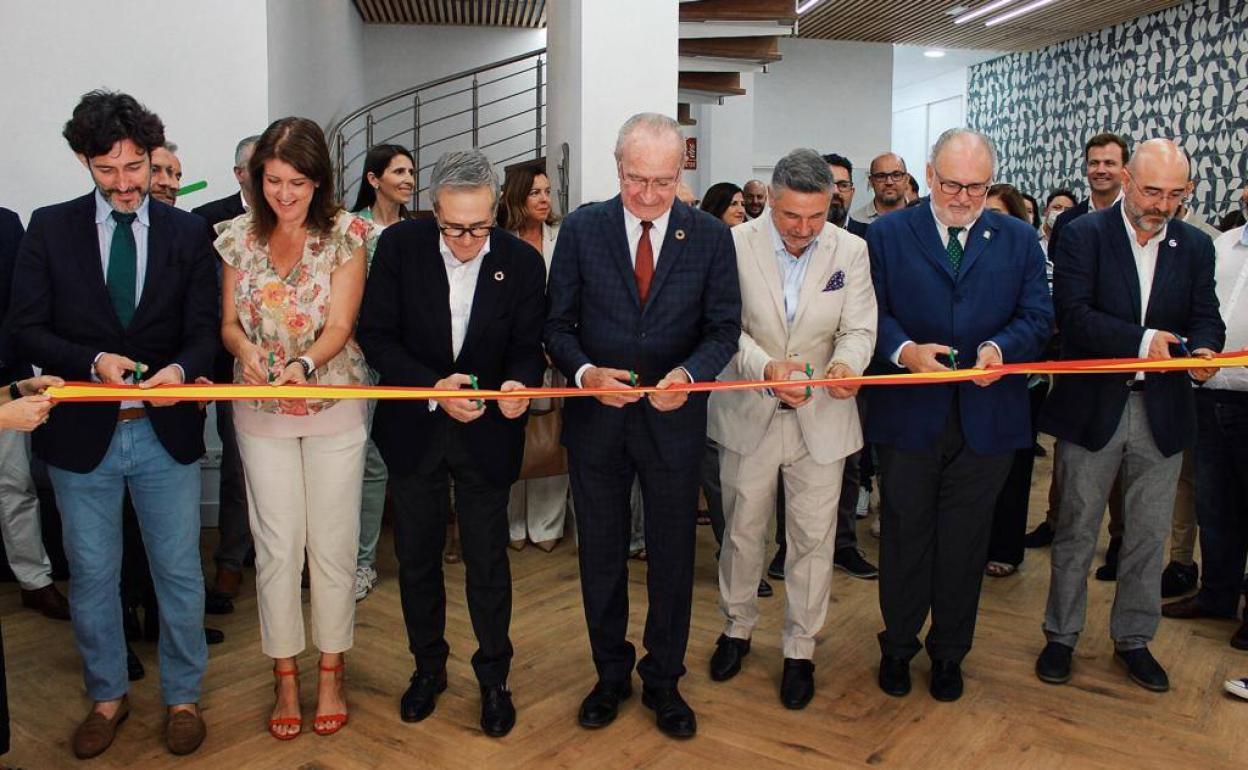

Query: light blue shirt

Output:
[768, 217, 817, 327]
[94, 189, 150, 298]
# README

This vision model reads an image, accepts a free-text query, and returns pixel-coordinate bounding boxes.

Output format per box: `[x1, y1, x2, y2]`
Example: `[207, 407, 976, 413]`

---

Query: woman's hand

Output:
[17, 374, 65, 397]
[240, 343, 272, 385]
[272, 361, 308, 387]
[0, 395, 54, 432]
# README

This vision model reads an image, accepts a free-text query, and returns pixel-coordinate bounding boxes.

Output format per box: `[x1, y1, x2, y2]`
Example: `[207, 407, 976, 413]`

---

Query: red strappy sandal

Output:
[269, 666, 302, 741]
[313, 657, 348, 737]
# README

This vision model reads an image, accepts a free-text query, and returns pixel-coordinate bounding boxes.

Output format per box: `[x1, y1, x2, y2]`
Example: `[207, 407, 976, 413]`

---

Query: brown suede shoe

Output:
[166, 708, 206, 756]
[212, 568, 243, 599]
[20, 583, 70, 620]
[72, 698, 130, 759]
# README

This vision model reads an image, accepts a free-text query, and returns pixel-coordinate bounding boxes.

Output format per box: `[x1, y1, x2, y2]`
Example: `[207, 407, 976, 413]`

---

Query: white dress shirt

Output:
[429, 234, 490, 411]
[1122, 204, 1165, 370]
[1206, 225, 1248, 391]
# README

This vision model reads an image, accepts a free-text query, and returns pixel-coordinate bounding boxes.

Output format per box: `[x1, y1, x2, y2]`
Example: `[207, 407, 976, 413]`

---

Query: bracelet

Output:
[291, 356, 315, 378]
[8, 382, 20, 401]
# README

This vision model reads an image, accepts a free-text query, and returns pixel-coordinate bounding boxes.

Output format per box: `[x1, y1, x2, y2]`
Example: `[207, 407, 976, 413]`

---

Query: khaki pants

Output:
[718, 411, 844, 659]
[236, 425, 368, 658]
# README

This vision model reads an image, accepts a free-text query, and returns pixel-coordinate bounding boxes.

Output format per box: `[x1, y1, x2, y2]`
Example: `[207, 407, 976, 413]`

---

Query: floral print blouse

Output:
[215, 210, 372, 417]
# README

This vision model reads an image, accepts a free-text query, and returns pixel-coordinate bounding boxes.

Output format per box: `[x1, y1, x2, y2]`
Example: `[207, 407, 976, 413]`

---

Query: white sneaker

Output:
[870, 514, 881, 539]
[855, 488, 870, 518]
[354, 565, 379, 602]
[1224, 677, 1248, 700]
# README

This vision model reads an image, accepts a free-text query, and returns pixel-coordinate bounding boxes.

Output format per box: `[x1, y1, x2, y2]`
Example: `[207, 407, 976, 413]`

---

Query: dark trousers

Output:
[570, 411, 700, 690]
[212, 402, 252, 573]
[988, 379, 1049, 566]
[390, 423, 513, 687]
[877, 402, 1013, 663]
[1194, 390, 1248, 618]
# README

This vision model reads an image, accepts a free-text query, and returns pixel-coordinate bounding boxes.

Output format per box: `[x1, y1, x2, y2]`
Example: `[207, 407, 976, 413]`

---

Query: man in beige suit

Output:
[706, 148, 877, 709]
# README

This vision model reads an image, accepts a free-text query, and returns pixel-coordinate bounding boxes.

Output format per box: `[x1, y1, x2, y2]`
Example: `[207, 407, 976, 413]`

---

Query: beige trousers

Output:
[507, 475, 570, 543]
[236, 424, 368, 658]
[719, 411, 845, 659]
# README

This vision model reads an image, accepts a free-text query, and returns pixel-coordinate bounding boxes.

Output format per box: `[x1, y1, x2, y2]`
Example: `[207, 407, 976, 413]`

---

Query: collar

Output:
[622, 204, 671, 236]
[1088, 189, 1124, 212]
[95, 188, 150, 227]
[767, 215, 819, 260]
[439, 233, 491, 269]
[1120, 203, 1166, 248]
[240, 190, 251, 211]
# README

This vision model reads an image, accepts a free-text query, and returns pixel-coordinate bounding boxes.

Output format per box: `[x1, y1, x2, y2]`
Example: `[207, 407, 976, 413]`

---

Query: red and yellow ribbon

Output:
[43, 352, 1248, 403]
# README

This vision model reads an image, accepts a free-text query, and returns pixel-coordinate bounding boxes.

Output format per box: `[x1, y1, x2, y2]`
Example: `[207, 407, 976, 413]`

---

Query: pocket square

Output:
[823, 270, 845, 292]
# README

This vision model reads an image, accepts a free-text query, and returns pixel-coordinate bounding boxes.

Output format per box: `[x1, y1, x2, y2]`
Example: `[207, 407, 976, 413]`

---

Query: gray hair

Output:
[234, 134, 260, 167]
[770, 148, 835, 195]
[429, 149, 498, 208]
[163, 141, 178, 154]
[614, 112, 684, 162]
[930, 128, 997, 177]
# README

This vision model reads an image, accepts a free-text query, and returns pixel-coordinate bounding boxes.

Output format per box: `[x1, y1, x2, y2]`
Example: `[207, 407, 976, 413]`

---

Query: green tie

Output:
[107, 211, 138, 326]
[946, 226, 964, 275]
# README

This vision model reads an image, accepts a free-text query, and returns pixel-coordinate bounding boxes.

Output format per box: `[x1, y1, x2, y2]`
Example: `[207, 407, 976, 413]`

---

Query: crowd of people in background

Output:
[1, 87, 1247, 763]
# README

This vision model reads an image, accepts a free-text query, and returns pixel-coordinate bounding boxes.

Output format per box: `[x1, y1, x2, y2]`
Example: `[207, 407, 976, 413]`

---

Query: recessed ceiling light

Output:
[796, 0, 827, 13]
[953, 0, 1019, 24]
[924, 49, 947, 58]
[945, 5, 971, 14]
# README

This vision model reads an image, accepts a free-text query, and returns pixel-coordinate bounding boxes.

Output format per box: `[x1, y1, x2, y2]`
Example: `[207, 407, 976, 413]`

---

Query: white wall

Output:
[892, 68, 972, 194]
[266, 0, 366, 132]
[0, 0, 269, 222]
[686, 73, 756, 199]
[752, 39, 893, 187]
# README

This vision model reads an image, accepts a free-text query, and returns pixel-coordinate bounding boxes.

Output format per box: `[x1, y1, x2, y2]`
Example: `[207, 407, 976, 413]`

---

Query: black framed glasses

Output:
[833, 180, 854, 191]
[438, 223, 493, 238]
[869, 171, 907, 183]
[932, 171, 990, 198]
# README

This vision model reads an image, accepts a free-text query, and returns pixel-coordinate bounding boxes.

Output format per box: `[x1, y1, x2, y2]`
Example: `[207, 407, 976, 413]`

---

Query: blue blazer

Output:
[1039, 203, 1224, 457]
[865, 203, 1053, 455]
[544, 196, 741, 467]
[11, 193, 219, 472]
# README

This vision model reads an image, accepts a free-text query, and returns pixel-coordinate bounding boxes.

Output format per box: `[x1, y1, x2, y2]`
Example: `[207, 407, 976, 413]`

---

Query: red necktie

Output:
[635, 220, 654, 304]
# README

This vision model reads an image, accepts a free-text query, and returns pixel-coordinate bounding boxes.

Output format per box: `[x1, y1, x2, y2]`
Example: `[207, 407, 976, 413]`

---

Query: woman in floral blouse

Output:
[216, 117, 370, 741]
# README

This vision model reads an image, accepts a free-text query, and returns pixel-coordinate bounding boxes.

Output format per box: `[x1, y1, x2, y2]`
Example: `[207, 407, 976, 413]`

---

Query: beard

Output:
[1124, 197, 1172, 234]
[827, 202, 847, 225]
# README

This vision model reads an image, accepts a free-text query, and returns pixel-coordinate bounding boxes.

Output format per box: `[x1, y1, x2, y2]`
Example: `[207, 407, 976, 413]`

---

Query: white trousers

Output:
[236, 424, 368, 658]
[718, 411, 844, 659]
[0, 429, 53, 590]
[506, 474, 570, 543]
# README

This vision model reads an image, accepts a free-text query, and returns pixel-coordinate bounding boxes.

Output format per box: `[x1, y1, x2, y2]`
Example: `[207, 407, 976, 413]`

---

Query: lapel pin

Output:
[674, 229, 686, 240]
[983, 230, 992, 240]
[1168, 239, 1177, 247]
[494, 270, 504, 281]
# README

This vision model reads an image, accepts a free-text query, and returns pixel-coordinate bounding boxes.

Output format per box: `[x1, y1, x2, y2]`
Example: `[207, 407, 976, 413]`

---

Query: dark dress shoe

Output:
[204, 591, 235, 615]
[1024, 521, 1055, 548]
[1162, 594, 1231, 620]
[578, 679, 632, 728]
[878, 655, 911, 697]
[205, 627, 225, 645]
[709, 634, 750, 682]
[400, 670, 448, 723]
[480, 685, 516, 737]
[641, 686, 696, 738]
[126, 645, 145, 681]
[1160, 561, 1199, 598]
[1231, 620, 1248, 651]
[929, 660, 963, 702]
[757, 579, 774, 598]
[1094, 537, 1122, 581]
[1035, 641, 1073, 684]
[780, 658, 815, 709]
[1114, 647, 1169, 692]
[767, 550, 786, 580]
[20, 583, 70, 620]
[833, 548, 878, 580]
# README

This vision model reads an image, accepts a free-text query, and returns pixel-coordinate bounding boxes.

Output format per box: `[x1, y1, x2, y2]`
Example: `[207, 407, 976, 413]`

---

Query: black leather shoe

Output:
[833, 548, 878, 580]
[126, 644, 145, 681]
[929, 660, 963, 702]
[878, 655, 910, 697]
[1114, 647, 1169, 692]
[767, 550, 786, 580]
[400, 670, 448, 723]
[204, 591, 235, 615]
[205, 627, 225, 645]
[1094, 537, 1122, 581]
[641, 686, 696, 738]
[1160, 560, 1199, 599]
[577, 679, 632, 728]
[1035, 641, 1073, 684]
[757, 579, 773, 598]
[1024, 521, 1055, 548]
[1231, 620, 1248, 651]
[780, 658, 815, 709]
[1162, 594, 1232, 620]
[709, 634, 750, 682]
[480, 684, 516, 737]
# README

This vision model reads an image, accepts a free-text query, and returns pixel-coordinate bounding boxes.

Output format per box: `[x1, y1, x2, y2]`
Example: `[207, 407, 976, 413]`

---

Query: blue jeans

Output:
[48, 418, 207, 705]
[1194, 390, 1248, 618]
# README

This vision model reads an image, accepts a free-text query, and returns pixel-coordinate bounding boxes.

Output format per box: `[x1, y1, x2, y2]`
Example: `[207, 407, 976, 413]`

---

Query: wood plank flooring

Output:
[3, 437, 1245, 769]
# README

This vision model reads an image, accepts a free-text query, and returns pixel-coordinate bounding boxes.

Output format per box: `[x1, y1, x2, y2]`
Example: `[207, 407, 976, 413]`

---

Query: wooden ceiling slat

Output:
[352, 0, 548, 28]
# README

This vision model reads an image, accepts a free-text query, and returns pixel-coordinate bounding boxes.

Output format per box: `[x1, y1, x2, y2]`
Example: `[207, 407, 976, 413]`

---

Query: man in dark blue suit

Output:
[1035, 139, 1224, 693]
[866, 128, 1053, 702]
[10, 91, 217, 759]
[822, 153, 870, 238]
[545, 113, 740, 738]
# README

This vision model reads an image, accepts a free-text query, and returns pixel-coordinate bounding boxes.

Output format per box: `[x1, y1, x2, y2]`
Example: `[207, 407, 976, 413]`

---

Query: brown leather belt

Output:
[117, 407, 148, 422]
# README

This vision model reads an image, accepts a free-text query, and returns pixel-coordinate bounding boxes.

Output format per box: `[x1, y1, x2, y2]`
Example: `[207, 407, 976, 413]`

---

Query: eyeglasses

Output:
[621, 174, 678, 192]
[932, 171, 990, 198]
[833, 180, 854, 192]
[869, 171, 907, 183]
[438, 223, 492, 238]
[1136, 187, 1187, 204]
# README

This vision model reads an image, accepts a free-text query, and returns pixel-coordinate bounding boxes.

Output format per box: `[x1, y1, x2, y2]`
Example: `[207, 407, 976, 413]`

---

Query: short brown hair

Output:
[499, 160, 558, 231]
[987, 183, 1029, 222]
[248, 117, 340, 241]
[1085, 133, 1130, 164]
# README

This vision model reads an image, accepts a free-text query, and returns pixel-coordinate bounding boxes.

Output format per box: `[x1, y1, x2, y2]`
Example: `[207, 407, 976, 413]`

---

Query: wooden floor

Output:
[3, 437, 1246, 769]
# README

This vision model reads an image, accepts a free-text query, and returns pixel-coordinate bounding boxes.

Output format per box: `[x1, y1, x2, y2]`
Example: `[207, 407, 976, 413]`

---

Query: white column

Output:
[696, 72, 756, 196]
[546, 0, 679, 212]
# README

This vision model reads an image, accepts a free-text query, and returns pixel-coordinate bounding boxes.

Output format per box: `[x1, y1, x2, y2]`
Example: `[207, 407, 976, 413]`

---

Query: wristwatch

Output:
[8, 381, 21, 401]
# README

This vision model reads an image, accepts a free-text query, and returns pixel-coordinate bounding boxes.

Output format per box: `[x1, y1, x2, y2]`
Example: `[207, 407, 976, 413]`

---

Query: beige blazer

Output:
[708, 216, 877, 465]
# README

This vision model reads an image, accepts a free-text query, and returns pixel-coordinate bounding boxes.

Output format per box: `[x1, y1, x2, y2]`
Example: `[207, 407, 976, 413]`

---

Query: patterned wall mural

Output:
[967, 0, 1248, 222]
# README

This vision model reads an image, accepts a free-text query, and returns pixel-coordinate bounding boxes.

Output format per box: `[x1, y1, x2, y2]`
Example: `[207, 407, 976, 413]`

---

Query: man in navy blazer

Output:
[866, 128, 1052, 702]
[1036, 139, 1224, 693]
[9, 91, 217, 758]
[545, 113, 740, 738]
